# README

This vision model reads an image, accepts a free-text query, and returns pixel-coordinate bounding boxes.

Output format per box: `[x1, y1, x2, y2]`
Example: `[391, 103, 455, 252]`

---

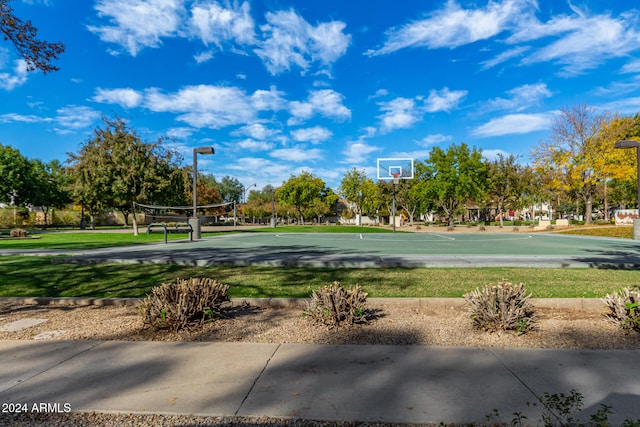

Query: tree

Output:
[0, 143, 30, 206]
[593, 114, 639, 216]
[486, 154, 523, 226]
[67, 116, 184, 233]
[1, 0, 64, 73]
[423, 143, 486, 227]
[338, 168, 375, 217]
[531, 104, 607, 224]
[28, 159, 71, 225]
[216, 176, 243, 204]
[276, 171, 326, 223]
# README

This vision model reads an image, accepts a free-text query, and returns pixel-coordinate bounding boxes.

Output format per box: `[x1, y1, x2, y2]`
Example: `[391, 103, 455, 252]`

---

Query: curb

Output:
[0, 296, 605, 310]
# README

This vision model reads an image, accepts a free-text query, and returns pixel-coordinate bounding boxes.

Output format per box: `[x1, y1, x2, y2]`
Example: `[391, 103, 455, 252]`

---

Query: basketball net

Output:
[392, 172, 401, 185]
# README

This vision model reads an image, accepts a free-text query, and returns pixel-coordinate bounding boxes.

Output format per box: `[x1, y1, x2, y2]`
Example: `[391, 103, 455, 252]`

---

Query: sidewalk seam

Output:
[234, 343, 281, 416]
[0, 341, 105, 394]
[488, 348, 541, 402]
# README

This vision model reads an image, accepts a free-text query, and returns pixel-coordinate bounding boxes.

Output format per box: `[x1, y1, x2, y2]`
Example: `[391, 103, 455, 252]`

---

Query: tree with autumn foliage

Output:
[531, 104, 608, 224]
[592, 114, 639, 217]
[0, 1, 64, 73]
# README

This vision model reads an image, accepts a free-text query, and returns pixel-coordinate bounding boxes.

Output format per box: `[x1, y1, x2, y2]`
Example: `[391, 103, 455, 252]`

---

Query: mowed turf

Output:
[0, 255, 638, 299]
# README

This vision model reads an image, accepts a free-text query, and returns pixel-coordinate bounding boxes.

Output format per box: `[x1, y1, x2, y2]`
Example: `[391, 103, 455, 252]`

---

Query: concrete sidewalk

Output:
[1, 340, 639, 425]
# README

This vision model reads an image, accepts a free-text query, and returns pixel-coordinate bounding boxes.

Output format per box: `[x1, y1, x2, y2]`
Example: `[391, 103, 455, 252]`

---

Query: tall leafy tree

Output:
[28, 159, 71, 225]
[67, 116, 184, 233]
[0, 0, 64, 73]
[486, 154, 523, 226]
[217, 176, 243, 204]
[338, 168, 375, 217]
[276, 171, 326, 223]
[0, 143, 30, 206]
[423, 143, 486, 227]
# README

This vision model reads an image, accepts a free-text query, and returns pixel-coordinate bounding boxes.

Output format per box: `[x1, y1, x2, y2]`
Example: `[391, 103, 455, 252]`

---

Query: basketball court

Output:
[56, 231, 640, 269]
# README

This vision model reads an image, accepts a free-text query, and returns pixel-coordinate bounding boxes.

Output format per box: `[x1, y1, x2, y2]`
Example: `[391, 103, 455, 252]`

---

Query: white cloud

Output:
[232, 123, 280, 140]
[482, 149, 511, 161]
[0, 60, 28, 91]
[288, 89, 351, 125]
[600, 96, 640, 116]
[270, 147, 323, 162]
[251, 86, 287, 111]
[482, 83, 551, 113]
[621, 60, 640, 74]
[88, 0, 186, 56]
[165, 127, 196, 139]
[342, 141, 380, 164]
[291, 126, 332, 144]
[236, 138, 274, 151]
[193, 50, 214, 63]
[480, 46, 529, 70]
[509, 6, 640, 75]
[472, 112, 554, 137]
[368, 0, 529, 55]
[424, 87, 467, 112]
[188, 1, 255, 48]
[254, 9, 350, 75]
[378, 97, 420, 132]
[54, 105, 101, 133]
[141, 85, 265, 128]
[0, 113, 53, 124]
[93, 87, 143, 108]
[418, 134, 451, 146]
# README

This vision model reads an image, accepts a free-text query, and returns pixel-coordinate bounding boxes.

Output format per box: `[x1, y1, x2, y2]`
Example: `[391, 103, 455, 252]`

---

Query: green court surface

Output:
[230, 232, 629, 256]
[51, 232, 640, 269]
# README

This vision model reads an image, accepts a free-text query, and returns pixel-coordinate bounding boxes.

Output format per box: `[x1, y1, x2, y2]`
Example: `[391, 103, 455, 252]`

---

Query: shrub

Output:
[603, 287, 640, 333]
[10, 228, 28, 237]
[464, 281, 537, 334]
[304, 281, 368, 328]
[139, 277, 230, 331]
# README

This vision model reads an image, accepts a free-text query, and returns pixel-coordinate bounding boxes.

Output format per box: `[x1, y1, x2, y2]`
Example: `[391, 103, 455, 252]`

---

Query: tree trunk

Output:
[584, 193, 593, 225]
[131, 202, 139, 236]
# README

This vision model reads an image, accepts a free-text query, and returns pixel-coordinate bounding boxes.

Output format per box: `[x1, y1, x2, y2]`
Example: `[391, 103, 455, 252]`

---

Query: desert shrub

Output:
[603, 287, 640, 333]
[10, 228, 28, 237]
[139, 277, 230, 331]
[464, 280, 537, 334]
[304, 281, 368, 328]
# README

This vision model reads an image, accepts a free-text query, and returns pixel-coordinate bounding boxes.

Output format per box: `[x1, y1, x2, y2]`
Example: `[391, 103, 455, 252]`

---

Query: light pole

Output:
[614, 140, 640, 240]
[271, 186, 277, 228]
[191, 146, 214, 239]
[243, 183, 256, 204]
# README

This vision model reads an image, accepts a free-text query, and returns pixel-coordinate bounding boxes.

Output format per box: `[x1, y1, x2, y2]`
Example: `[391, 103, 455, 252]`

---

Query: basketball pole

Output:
[392, 175, 399, 234]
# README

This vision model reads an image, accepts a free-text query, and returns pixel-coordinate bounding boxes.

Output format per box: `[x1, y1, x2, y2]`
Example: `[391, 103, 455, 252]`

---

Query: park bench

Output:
[146, 222, 193, 244]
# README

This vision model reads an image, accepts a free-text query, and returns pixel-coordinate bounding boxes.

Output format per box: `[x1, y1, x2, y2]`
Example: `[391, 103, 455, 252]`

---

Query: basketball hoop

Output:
[392, 172, 401, 185]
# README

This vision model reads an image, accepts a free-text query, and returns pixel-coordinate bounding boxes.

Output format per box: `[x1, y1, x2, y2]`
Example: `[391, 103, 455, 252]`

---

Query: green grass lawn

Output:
[0, 256, 637, 299]
[0, 231, 214, 250]
[243, 225, 395, 233]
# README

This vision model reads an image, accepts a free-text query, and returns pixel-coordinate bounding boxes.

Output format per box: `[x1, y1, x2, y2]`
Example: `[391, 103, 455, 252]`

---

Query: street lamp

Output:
[243, 183, 256, 204]
[614, 140, 640, 240]
[191, 146, 215, 239]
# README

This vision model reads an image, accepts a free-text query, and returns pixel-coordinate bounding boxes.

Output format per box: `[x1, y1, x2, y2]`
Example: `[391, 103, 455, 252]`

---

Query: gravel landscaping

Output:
[1, 298, 638, 350]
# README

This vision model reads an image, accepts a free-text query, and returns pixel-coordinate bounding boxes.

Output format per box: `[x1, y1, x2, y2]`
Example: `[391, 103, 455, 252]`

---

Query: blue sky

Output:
[2, 0, 640, 191]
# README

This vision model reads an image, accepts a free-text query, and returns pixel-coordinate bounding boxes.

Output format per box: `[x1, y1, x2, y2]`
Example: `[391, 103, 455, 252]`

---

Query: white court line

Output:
[272, 233, 535, 243]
